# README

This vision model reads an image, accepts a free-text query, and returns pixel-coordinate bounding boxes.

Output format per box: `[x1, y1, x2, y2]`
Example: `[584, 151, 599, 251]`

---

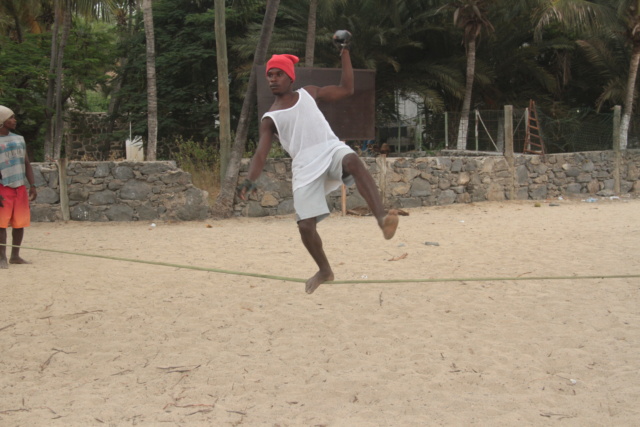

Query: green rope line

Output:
[332, 274, 640, 284]
[6, 244, 304, 283]
[5, 244, 640, 284]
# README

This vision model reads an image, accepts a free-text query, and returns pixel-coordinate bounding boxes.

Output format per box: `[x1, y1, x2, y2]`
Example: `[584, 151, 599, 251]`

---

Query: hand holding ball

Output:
[333, 30, 352, 51]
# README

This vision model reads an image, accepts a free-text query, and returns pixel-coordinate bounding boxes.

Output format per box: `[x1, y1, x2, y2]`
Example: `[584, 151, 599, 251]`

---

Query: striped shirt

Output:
[0, 132, 27, 188]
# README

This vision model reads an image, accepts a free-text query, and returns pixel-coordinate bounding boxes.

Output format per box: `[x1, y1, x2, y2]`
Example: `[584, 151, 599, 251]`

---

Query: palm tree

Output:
[576, 31, 629, 112]
[301, 0, 348, 67]
[438, 0, 494, 150]
[41, 0, 121, 159]
[0, 0, 46, 42]
[212, 0, 281, 218]
[215, 0, 232, 179]
[533, 0, 614, 102]
[618, 0, 640, 150]
[106, 0, 138, 132]
[44, 0, 73, 160]
[304, 0, 318, 66]
[530, 0, 638, 148]
[483, 2, 556, 109]
[141, 0, 158, 160]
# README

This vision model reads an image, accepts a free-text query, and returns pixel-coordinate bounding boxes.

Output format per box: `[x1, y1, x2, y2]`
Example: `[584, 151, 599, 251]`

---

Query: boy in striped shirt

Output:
[0, 106, 37, 269]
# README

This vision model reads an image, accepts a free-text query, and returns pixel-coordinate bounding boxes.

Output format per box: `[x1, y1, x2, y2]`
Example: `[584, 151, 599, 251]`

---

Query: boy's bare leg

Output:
[298, 218, 334, 294]
[9, 228, 29, 264]
[342, 153, 399, 239]
[0, 228, 8, 269]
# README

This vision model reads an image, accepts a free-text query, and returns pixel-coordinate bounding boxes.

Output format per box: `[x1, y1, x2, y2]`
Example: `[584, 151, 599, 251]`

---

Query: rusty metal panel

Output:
[256, 66, 375, 140]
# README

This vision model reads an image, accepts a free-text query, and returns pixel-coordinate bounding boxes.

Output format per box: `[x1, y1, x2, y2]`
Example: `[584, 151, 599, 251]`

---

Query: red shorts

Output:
[0, 185, 31, 228]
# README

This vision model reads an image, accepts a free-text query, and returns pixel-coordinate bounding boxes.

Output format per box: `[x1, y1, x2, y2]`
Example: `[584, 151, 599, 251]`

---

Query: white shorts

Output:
[293, 147, 356, 222]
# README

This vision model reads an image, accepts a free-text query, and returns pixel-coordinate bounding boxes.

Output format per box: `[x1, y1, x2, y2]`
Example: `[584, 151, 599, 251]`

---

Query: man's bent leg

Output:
[297, 218, 334, 294]
[342, 153, 399, 239]
[0, 228, 7, 269]
[9, 228, 29, 264]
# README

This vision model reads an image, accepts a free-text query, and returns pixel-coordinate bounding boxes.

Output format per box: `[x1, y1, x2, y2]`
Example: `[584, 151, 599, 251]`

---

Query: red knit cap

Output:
[266, 54, 300, 81]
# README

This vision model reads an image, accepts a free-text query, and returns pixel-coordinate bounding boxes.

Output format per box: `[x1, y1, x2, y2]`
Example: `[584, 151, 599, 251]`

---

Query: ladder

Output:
[524, 99, 545, 154]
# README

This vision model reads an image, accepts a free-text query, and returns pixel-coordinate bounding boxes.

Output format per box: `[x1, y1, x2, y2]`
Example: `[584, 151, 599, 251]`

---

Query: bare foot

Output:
[305, 270, 334, 294]
[9, 257, 30, 265]
[381, 209, 399, 240]
[0, 258, 8, 269]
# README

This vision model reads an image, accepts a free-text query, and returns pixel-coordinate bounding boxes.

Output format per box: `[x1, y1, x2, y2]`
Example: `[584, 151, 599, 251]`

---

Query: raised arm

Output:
[305, 48, 354, 103]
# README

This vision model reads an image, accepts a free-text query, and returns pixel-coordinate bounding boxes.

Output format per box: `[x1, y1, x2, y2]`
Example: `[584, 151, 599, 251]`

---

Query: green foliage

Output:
[85, 90, 110, 112]
[0, 21, 116, 159]
[172, 136, 220, 200]
[0, 32, 49, 145]
[3, 0, 639, 158]
[114, 0, 251, 158]
[173, 136, 219, 169]
[64, 20, 117, 107]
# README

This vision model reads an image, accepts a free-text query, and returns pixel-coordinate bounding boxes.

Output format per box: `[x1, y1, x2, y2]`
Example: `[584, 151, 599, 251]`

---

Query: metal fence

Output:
[379, 106, 640, 155]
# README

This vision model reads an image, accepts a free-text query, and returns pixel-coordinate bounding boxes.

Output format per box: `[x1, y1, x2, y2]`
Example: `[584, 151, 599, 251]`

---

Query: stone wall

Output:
[234, 150, 640, 217]
[30, 161, 209, 222]
[28, 150, 639, 222]
[65, 112, 125, 160]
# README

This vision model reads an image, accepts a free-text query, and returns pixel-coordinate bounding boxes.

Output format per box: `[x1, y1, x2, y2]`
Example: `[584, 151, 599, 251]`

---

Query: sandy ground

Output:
[1, 197, 639, 426]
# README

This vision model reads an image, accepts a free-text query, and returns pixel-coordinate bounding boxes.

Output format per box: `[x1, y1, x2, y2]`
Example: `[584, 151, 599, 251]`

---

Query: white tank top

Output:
[262, 88, 347, 191]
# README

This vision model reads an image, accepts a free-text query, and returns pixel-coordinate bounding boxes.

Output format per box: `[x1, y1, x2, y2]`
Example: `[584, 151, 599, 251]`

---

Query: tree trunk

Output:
[53, 5, 71, 160]
[142, 0, 158, 161]
[11, 5, 24, 43]
[107, 58, 126, 133]
[620, 44, 640, 150]
[215, 0, 232, 180]
[44, 0, 61, 161]
[304, 0, 318, 67]
[456, 37, 476, 151]
[211, 0, 281, 218]
[107, 3, 137, 133]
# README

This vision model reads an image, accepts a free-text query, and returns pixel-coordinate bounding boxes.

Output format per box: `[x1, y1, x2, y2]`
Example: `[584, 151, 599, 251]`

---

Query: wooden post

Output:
[474, 109, 479, 151]
[613, 105, 621, 195]
[341, 184, 347, 215]
[444, 112, 449, 149]
[215, 0, 232, 180]
[376, 154, 388, 207]
[57, 158, 70, 221]
[504, 105, 516, 200]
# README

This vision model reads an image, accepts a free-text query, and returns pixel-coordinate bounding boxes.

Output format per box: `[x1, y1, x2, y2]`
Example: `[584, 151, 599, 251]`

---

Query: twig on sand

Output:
[540, 412, 576, 420]
[388, 253, 408, 262]
[0, 323, 15, 333]
[164, 402, 215, 411]
[0, 408, 29, 415]
[62, 310, 104, 320]
[187, 409, 213, 416]
[0, 406, 57, 416]
[157, 365, 201, 374]
[40, 348, 75, 372]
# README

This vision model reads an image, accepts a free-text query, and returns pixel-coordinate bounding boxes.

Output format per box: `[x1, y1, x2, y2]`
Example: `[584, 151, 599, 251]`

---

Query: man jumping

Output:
[238, 31, 398, 294]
